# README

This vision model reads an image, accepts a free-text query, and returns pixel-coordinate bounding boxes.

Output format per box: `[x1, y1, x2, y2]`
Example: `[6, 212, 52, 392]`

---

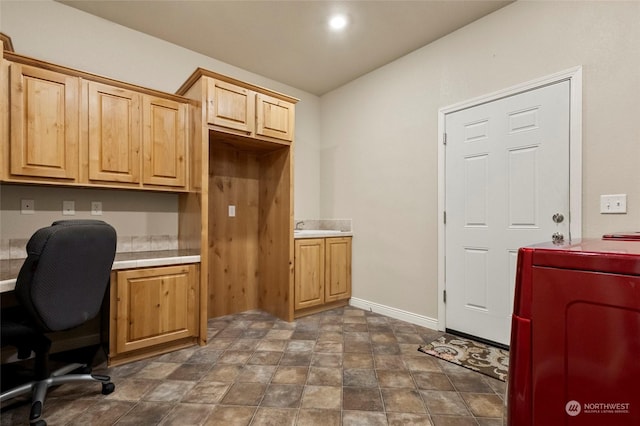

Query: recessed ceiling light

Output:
[328, 14, 348, 31]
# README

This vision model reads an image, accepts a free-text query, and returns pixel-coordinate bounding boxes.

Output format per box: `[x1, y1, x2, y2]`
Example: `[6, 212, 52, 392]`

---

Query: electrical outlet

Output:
[91, 201, 103, 216]
[62, 200, 75, 216]
[600, 194, 627, 214]
[228, 205, 236, 217]
[21, 199, 35, 215]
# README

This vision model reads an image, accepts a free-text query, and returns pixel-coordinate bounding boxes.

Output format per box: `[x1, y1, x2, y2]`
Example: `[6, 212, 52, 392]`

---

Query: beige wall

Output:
[0, 0, 321, 243]
[1, 185, 178, 240]
[320, 1, 640, 321]
[2, 1, 639, 325]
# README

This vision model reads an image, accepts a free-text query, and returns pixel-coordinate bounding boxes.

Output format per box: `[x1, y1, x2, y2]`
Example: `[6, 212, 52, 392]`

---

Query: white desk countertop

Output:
[0, 250, 200, 294]
[1, 232, 354, 293]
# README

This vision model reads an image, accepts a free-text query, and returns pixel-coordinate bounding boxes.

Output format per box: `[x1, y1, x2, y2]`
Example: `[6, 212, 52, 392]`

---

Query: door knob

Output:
[552, 213, 564, 224]
[552, 232, 565, 244]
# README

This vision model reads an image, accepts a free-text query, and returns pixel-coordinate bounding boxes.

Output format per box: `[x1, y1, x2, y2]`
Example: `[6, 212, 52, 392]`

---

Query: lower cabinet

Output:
[294, 237, 352, 317]
[109, 263, 199, 366]
[325, 237, 352, 303]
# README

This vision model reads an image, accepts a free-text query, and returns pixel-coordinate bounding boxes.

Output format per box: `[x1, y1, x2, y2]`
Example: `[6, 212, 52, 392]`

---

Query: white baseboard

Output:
[349, 297, 440, 331]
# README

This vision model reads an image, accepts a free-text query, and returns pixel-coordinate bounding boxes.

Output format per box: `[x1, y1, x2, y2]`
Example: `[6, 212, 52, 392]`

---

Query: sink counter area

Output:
[293, 219, 353, 239]
[293, 221, 353, 318]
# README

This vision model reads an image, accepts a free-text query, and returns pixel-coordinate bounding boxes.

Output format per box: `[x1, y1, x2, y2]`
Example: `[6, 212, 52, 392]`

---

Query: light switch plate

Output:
[62, 200, 76, 216]
[228, 205, 236, 217]
[600, 194, 627, 214]
[91, 201, 103, 216]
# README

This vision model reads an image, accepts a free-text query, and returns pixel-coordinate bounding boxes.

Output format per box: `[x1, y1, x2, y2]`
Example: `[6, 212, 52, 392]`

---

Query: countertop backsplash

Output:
[294, 219, 352, 233]
[0, 235, 179, 261]
[2, 220, 352, 260]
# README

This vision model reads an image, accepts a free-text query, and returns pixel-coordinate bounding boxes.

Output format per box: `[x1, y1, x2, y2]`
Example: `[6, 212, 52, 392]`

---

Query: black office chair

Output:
[1, 220, 117, 426]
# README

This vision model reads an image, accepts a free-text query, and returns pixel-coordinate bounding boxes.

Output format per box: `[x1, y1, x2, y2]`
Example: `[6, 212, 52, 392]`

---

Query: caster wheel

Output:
[30, 401, 46, 425]
[102, 382, 115, 395]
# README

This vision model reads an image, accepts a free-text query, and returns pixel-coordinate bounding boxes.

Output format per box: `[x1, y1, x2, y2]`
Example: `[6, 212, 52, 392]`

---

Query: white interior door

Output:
[444, 80, 571, 345]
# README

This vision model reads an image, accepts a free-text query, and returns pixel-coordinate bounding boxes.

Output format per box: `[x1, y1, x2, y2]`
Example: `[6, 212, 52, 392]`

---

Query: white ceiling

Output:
[58, 0, 512, 95]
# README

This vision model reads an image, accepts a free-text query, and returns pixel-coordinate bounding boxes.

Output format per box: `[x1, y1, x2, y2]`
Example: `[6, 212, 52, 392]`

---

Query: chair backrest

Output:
[15, 220, 117, 332]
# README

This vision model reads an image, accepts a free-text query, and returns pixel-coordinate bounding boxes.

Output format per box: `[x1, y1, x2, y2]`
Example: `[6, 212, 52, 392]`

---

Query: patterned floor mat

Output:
[418, 333, 509, 382]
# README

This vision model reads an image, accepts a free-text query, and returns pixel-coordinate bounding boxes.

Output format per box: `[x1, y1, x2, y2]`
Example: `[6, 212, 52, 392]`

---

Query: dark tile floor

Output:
[1, 307, 506, 425]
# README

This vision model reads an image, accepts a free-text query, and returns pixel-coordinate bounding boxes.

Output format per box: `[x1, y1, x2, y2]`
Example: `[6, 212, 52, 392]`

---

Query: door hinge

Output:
[443, 290, 447, 304]
[443, 132, 447, 145]
[443, 211, 446, 224]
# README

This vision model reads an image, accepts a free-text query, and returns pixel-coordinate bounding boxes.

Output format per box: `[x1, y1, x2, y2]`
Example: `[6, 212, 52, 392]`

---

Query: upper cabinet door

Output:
[256, 93, 294, 142]
[10, 64, 79, 180]
[206, 79, 255, 135]
[87, 82, 141, 184]
[142, 96, 188, 188]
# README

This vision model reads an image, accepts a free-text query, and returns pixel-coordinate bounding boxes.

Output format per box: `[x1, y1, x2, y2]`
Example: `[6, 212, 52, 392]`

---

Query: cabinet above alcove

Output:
[177, 68, 297, 145]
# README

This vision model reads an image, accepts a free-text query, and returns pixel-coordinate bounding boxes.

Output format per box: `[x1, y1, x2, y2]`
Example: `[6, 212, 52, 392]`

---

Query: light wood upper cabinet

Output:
[206, 82, 295, 142]
[182, 71, 296, 144]
[256, 93, 294, 142]
[206, 79, 255, 135]
[87, 81, 141, 184]
[110, 264, 199, 363]
[3, 52, 192, 192]
[10, 63, 79, 180]
[142, 96, 187, 188]
[86, 83, 189, 190]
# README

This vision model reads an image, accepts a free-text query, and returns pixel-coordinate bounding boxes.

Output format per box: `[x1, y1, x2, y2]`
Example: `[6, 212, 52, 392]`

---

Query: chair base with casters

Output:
[1, 306, 116, 425]
[0, 362, 115, 426]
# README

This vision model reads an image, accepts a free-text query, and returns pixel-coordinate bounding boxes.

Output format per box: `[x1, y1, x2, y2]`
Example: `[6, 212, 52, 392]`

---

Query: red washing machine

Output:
[507, 236, 640, 426]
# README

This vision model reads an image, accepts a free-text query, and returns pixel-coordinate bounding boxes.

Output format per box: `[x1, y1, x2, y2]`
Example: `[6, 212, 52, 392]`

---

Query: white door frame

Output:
[437, 67, 583, 332]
